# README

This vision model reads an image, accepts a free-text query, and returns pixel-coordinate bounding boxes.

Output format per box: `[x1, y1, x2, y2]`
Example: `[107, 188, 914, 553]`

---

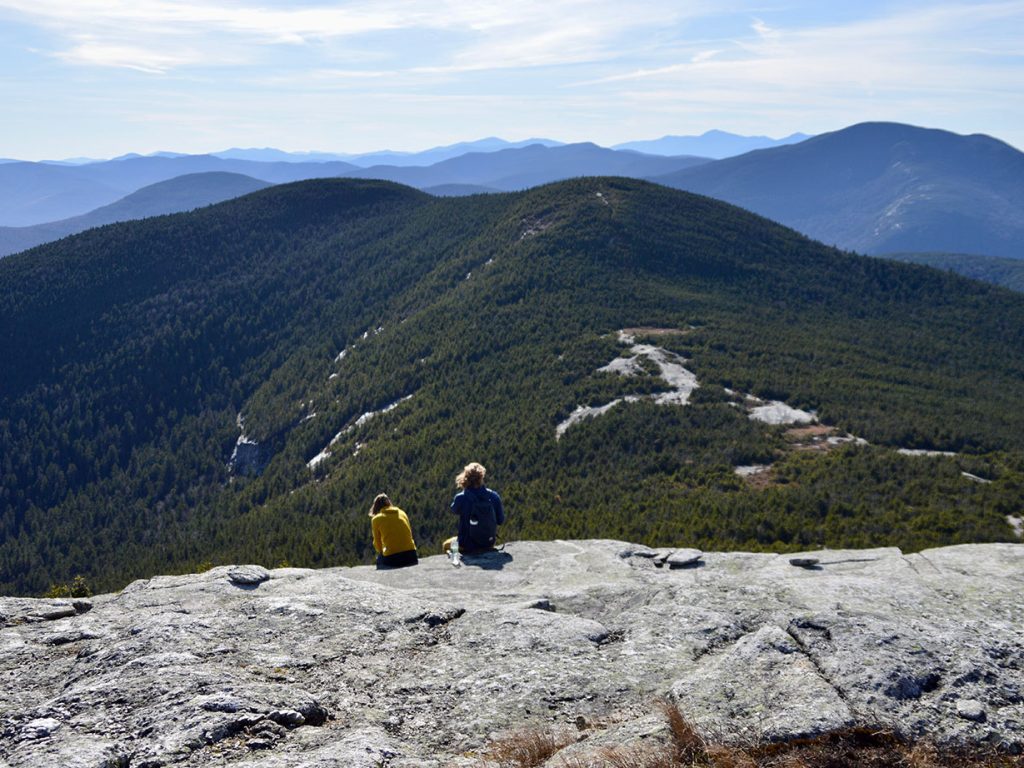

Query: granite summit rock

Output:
[1, 541, 1021, 766]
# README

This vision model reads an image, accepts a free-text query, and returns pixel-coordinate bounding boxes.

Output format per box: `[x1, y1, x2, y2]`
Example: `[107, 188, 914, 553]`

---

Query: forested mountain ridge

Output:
[2, 177, 1023, 595]
[653, 122, 1024, 259]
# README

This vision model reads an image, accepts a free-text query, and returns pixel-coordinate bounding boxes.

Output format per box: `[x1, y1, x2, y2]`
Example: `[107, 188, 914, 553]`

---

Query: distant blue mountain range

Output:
[0, 143, 702, 228]
[614, 129, 811, 158]
[253, 137, 567, 167]
[116, 138, 568, 168]
[53, 131, 788, 168]
[3, 124, 1022, 271]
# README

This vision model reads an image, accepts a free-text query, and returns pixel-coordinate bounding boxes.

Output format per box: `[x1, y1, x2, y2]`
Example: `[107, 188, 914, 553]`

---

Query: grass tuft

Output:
[659, 699, 709, 764]
[483, 727, 575, 768]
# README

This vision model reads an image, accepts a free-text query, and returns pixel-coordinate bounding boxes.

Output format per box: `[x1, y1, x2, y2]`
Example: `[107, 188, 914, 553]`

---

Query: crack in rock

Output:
[670, 623, 856, 742]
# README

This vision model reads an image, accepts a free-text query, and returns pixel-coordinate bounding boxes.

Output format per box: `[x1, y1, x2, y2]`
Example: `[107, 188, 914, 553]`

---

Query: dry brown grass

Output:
[482, 727, 576, 768]
[489, 703, 1024, 768]
[590, 744, 680, 768]
[732, 727, 1024, 768]
[557, 701, 711, 768]
[743, 472, 780, 491]
[659, 700, 710, 764]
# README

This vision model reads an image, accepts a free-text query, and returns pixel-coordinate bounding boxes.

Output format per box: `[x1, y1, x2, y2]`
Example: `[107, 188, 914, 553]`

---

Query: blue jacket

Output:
[451, 486, 504, 552]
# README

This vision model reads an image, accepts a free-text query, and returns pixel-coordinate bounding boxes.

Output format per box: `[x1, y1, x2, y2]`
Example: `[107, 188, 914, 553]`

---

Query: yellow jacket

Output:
[371, 506, 416, 556]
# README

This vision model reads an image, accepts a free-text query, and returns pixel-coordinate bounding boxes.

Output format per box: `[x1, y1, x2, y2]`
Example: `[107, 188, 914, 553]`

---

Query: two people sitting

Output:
[369, 461, 504, 570]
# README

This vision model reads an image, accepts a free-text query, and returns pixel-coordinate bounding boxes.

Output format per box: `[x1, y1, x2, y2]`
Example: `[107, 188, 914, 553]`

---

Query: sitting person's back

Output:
[447, 462, 504, 555]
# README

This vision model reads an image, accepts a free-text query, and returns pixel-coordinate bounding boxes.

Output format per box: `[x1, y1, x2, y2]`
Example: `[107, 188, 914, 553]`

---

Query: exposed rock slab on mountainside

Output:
[1, 541, 1022, 766]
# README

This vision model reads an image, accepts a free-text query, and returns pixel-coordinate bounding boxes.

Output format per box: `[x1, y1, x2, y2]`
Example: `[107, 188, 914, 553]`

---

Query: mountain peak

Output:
[656, 121, 1024, 258]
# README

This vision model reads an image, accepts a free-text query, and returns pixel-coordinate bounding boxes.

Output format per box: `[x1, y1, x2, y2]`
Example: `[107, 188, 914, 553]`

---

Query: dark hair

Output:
[369, 493, 392, 517]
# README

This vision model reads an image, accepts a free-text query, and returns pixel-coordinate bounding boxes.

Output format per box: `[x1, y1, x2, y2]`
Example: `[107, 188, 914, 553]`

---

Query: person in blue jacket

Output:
[444, 462, 504, 555]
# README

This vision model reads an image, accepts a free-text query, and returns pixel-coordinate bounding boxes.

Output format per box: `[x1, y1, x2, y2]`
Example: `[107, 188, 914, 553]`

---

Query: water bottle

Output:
[451, 539, 461, 567]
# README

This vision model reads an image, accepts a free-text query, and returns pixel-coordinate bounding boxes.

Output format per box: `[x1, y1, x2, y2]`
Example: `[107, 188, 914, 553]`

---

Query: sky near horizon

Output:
[1, 0, 1022, 160]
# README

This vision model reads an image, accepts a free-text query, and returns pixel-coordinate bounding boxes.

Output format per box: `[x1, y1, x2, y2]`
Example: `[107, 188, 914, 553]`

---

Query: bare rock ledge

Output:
[1, 541, 1022, 766]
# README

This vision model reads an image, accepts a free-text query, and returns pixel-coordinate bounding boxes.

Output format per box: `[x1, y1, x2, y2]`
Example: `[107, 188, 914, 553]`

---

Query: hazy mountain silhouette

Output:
[0, 162, 127, 227]
[210, 138, 566, 167]
[653, 122, 1024, 259]
[347, 142, 710, 190]
[0, 156, 357, 226]
[615, 130, 810, 158]
[212, 148, 354, 164]
[341, 137, 565, 167]
[0, 172, 271, 257]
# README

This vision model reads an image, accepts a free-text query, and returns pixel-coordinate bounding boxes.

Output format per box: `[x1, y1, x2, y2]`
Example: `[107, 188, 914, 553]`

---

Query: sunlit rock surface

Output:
[1, 541, 1021, 766]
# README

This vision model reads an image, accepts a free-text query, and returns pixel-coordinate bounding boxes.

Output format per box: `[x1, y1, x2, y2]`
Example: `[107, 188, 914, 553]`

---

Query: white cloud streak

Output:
[573, 1, 1024, 96]
[1, 0, 417, 42]
[0, 0, 720, 72]
[54, 40, 198, 73]
[1, 1, 1021, 155]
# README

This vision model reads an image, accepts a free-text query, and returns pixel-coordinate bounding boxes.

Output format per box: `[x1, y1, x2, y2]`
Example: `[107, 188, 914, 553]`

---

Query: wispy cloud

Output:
[0, 0, 720, 72]
[0, 1, 418, 43]
[750, 18, 778, 40]
[54, 39, 199, 73]
[0, 1, 1021, 157]
[691, 49, 721, 64]
[572, 1, 1024, 95]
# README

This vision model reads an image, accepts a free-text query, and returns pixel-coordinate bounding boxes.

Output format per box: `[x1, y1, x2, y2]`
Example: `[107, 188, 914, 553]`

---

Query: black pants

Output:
[376, 549, 418, 570]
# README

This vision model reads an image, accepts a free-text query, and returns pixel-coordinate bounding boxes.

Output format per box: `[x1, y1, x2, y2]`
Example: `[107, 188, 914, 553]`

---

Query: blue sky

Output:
[1, 0, 1021, 159]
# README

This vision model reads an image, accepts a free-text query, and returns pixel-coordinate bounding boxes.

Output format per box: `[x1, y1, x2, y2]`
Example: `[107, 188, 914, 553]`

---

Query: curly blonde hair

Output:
[456, 462, 486, 489]
[369, 493, 392, 517]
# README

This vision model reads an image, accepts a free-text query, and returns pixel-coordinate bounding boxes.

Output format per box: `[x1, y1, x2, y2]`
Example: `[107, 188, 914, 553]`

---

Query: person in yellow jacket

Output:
[369, 493, 418, 569]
